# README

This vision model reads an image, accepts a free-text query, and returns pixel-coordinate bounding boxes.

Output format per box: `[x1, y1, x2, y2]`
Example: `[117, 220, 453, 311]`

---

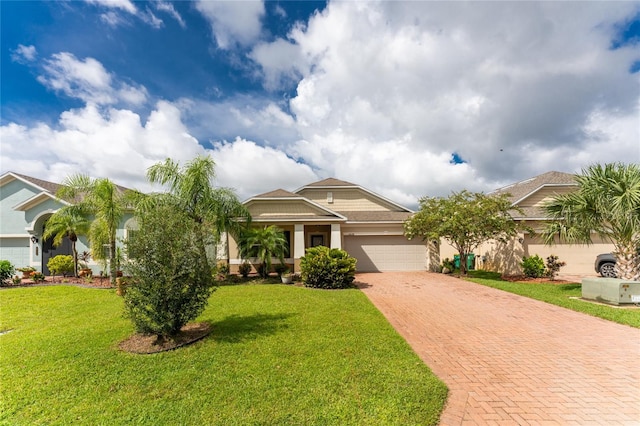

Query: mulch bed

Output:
[118, 322, 211, 354]
[1, 275, 114, 289]
[501, 275, 572, 285]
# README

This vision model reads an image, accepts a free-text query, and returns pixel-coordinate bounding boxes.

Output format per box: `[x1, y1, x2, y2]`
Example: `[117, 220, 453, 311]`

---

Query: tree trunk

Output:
[458, 250, 467, 275]
[109, 237, 117, 286]
[72, 242, 78, 277]
[614, 242, 640, 281]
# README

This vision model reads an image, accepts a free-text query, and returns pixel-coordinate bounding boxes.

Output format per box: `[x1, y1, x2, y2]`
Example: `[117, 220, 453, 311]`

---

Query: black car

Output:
[595, 253, 616, 278]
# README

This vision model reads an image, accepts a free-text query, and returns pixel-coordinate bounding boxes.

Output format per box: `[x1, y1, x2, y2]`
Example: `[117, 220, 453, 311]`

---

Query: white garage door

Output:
[343, 235, 427, 272]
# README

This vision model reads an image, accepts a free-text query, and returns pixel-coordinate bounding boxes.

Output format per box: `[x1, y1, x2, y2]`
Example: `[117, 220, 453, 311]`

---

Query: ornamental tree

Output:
[404, 190, 524, 275]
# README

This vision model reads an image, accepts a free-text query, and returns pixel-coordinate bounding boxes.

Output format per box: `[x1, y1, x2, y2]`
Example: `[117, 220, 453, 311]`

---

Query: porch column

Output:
[330, 224, 341, 249]
[294, 224, 305, 259]
[293, 224, 305, 273]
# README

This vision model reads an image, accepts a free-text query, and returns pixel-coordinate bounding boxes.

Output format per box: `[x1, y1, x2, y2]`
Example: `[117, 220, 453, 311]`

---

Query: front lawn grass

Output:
[465, 271, 640, 328]
[0, 284, 447, 425]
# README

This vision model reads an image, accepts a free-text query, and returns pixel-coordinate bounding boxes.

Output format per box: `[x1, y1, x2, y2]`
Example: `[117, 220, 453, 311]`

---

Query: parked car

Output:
[595, 253, 616, 278]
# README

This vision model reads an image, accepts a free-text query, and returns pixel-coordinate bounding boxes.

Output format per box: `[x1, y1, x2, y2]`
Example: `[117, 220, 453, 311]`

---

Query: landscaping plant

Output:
[404, 190, 525, 275]
[300, 246, 356, 289]
[238, 262, 251, 278]
[123, 202, 214, 341]
[521, 255, 545, 278]
[545, 255, 566, 280]
[47, 255, 75, 279]
[0, 260, 14, 286]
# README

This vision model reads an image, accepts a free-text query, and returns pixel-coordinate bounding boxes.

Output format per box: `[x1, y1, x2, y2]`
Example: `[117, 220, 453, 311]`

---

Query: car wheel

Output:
[599, 262, 616, 278]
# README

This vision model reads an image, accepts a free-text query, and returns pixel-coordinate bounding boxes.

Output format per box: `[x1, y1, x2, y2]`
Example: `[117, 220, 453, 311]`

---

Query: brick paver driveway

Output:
[356, 272, 640, 425]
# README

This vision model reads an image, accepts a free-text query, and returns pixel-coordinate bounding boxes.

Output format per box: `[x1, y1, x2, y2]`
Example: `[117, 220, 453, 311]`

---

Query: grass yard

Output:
[0, 284, 447, 425]
[466, 271, 640, 328]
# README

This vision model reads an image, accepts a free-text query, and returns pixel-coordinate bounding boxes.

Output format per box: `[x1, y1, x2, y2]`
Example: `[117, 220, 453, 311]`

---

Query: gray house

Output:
[0, 172, 134, 275]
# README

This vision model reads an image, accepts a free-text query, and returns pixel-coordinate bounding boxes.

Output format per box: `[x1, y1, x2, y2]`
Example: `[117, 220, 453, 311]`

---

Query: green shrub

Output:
[47, 255, 74, 277]
[545, 255, 566, 279]
[238, 262, 252, 278]
[274, 263, 289, 276]
[123, 202, 214, 339]
[0, 260, 14, 286]
[300, 246, 356, 289]
[521, 255, 545, 278]
[32, 272, 46, 283]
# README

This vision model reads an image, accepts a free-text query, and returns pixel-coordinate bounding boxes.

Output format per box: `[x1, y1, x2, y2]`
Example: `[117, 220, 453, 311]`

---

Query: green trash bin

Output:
[453, 254, 475, 270]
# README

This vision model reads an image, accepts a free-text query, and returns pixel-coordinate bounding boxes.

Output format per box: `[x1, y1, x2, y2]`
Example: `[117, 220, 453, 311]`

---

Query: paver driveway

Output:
[356, 272, 640, 425]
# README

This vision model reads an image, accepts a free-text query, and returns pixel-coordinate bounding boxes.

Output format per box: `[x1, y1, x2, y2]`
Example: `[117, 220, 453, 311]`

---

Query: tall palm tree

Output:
[542, 163, 640, 280]
[238, 225, 287, 278]
[42, 206, 91, 277]
[146, 155, 251, 273]
[57, 175, 131, 285]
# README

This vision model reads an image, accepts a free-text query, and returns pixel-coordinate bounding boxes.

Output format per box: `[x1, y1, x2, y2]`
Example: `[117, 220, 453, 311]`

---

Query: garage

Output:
[343, 235, 427, 272]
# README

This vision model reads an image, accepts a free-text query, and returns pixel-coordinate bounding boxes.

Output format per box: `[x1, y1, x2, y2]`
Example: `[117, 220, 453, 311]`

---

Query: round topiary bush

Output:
[300, 246, 357, 289]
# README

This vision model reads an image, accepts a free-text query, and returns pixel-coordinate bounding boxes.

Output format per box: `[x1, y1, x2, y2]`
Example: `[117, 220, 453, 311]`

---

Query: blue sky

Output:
[2, 1, 639, 207]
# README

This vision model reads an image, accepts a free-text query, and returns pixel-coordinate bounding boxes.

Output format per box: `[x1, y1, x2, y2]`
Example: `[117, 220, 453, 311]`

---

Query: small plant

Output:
[31, 272, 45, 283]
[16, 266, 36, 273]
[545, 255, 566, 280]
[84, 275, 94, 284]
[216, 261, 229, 280]
[0, 260, 14, 286]
[47, 255, 75, 279]
[274, 263, 288, 277]
[12, 276, 22, 285]
[441, 258, 455, 273]
[521, 255, 546, 278]
[300, 246, 357, 289]
[238, 262, 252, 278]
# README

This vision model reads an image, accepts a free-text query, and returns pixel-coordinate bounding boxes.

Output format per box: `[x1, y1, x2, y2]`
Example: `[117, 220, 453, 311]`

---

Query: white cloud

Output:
[0, 101, 205, 192]
[210, 138, 318, 199]
[195, 0, 265, 49]
[85, 0, 137, 14]
[155, 1, 186, 28]
[248, 1, 640, 201]
[37, 52, 147, 106]
[11, 44, 37, 63]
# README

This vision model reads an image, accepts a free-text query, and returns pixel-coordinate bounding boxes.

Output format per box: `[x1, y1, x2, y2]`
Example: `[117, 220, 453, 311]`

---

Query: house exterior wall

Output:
[0, 179, 38, 235]
[250, 201, 326, 217]
[517, 186, 575, 207]
[299, 188, 395, 211]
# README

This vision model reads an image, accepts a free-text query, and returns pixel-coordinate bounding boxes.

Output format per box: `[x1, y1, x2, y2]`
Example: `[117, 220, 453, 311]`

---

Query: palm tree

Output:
[146, 155, 250, 274]
[57, 175, 132, 285]
[42, 206, 91, 277]
[238, 225, 288, 278]
[542, 163, 640, 280]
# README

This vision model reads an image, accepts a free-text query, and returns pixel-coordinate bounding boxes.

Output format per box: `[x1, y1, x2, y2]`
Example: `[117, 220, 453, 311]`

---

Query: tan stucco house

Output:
[440, 171, 615, 276]
[226, 178, 431, 273]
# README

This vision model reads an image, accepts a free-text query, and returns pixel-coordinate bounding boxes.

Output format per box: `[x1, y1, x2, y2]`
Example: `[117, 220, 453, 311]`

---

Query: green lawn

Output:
[466, 271, 640, 328]
[0, 284, 447, 425]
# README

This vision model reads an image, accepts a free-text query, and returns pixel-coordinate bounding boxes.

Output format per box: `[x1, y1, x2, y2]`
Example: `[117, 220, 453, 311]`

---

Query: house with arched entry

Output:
[0, 172, 135, 275]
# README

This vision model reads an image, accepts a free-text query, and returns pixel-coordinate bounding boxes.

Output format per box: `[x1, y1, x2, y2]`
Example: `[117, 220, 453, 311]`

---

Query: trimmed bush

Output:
[123, 202, 214, 339]
[238, 262, 251, 278]
[521, 255, 545, 278]
[545, 255, 566, 280]
[47, 255, 74, 277]
[300, 246, 356, 289]
[0, 260, 14, 286]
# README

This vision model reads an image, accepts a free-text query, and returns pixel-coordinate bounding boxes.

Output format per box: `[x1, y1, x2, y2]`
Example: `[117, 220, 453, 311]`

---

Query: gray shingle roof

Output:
[338, 211, 412, 222]
[491, 171, 576, 203]
[12, 172, 62, 194]
[253, 189, 300, 198]
[303, 178, 357, 187]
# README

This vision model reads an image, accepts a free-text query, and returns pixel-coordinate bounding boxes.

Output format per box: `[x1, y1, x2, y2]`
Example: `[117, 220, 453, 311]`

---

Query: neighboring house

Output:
[227, 178, 432, 273]
[0, 172, 135, 275]
[440, 171, 615, 275]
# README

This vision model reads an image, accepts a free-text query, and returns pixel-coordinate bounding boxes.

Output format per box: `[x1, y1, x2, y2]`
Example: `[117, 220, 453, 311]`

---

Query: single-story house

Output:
[440, 171, 615, 275]
[226, 178, 433, 273]
[0, 172, 135, 275]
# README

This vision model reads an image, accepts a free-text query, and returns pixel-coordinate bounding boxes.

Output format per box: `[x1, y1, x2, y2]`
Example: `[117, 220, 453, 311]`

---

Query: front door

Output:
[42, 223, 73, 276]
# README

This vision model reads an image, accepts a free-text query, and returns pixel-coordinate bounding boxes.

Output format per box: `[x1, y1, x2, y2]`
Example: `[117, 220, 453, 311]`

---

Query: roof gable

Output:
[492, 171, 576, 204]
[0, 172, 62, 194]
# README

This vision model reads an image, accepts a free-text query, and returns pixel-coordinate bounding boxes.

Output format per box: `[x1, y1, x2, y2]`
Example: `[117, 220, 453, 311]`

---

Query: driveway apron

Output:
[356, 272, 640, 425]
